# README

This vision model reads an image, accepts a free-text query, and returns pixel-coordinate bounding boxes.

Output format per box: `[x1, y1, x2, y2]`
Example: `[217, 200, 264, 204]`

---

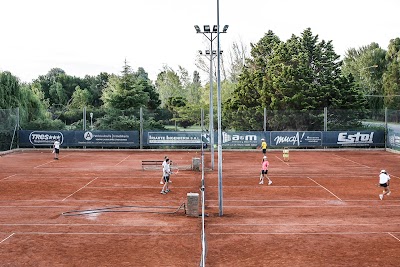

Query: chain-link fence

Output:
[0, 108, 18, 151]
[2, 107, 399, 151]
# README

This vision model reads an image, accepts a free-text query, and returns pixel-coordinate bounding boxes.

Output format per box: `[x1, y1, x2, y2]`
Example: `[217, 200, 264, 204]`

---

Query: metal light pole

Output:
[195, 24, 228, 171]
[216, 0, 228, 216]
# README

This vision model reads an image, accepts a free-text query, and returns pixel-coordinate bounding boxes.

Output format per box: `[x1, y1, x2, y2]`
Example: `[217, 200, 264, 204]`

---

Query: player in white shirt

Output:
[378, 170, 391, 200]
[160, 158, 172, 194]
[53, 140, 60, 160]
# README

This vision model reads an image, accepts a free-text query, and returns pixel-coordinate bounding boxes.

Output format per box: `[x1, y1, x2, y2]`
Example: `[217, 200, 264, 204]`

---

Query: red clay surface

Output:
[1, 149, 400, 266]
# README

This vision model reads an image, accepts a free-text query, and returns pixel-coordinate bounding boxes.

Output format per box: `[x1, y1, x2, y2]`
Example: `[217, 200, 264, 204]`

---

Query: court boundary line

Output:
[0, 233, 14, 244]
[209, 231, 400, 235]
[1, 174, 17, 181]
[206, 205, 400, 208]
[33, 154, 72, 169]
[333, 154, 372, 168]
[388, 232, 400, 242]
[114, 155, 131, 166]
[308, 177, 343, 201]
[5, 232, 197, 236]
[274, 155, 290, 166]
[62, 177, 98, 201]
[208, 223, 400, 226]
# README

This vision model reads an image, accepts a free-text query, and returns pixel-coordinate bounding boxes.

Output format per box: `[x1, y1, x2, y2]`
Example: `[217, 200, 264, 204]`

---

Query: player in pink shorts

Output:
[259, 156, 272, 185]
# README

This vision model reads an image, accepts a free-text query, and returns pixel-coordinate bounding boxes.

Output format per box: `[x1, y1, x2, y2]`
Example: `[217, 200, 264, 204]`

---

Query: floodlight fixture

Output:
[198, 50, 203, 55]
[194, 25, 201, 33]
[213, 25, 218, 32]
[204, 25, 210, 32]
[205, 50, 211, 55]
[223, 25, 229, 33]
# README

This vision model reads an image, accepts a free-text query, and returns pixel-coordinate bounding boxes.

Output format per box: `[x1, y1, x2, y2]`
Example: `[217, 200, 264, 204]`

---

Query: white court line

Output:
[62, 177, 98, 201]
[308, 177, 343, 201]
[388, 232, 400, 242]
[206, 205, 400, 208]
[209, 223, 400, 226]
[0, 223, 185, 227]
[87, 186, 194, 189]
[34, 154, 72, 168]
[209, 231, 397, 235]
[333, 154, 371, 168]
[13, 232, 196, 236]
[0, 233, 14, 244]
[208, 185, 320, 188]
[1, 174, 17, 181]
[275, 155, 290, 166]
[114, 155, 131, 166]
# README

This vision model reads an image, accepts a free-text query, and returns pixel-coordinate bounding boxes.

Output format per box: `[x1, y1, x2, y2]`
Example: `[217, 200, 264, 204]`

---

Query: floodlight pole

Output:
[217, 0, 223, 217]
[195, 24, 228, 171]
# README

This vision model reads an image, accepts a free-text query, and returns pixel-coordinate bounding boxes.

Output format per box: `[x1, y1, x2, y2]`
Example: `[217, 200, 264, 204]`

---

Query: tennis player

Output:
[160, 158, 172, 194]
[53, 140, 60, 160]
[259, 156, 272, 185]
[160, 155, 168, 184]
[260, 138, 267, 156]
[378, 170, 391, 200]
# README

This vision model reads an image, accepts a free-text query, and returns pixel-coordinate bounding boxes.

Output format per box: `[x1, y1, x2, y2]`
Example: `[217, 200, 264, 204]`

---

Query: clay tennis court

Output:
[1, 149, 400, 266]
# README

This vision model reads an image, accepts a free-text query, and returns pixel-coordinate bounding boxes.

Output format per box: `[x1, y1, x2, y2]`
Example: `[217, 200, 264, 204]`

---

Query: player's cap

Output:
[380, 170, 386, 173]
[261, 138, 265, 141]
[263, 156, 267, 159]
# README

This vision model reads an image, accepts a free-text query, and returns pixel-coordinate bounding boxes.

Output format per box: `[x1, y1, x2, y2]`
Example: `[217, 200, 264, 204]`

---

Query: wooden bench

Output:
[142, 160, 164, 170]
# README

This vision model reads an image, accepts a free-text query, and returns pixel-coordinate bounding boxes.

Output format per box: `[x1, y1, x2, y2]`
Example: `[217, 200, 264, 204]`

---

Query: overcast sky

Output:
[1, 0, 399, 83]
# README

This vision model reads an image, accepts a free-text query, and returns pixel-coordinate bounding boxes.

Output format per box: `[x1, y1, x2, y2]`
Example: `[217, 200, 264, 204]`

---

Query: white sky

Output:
[1, 0, 399, 83]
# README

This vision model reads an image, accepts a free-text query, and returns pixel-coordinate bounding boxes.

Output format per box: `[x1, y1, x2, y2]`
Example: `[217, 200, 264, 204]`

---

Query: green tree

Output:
[0, 71, 20, 109]
[342, 43, 386, 110]
[98, 61, 163, 130]
[383, 38, 400, 113]
[155, 66, 184, 107]
[224, 28, 366, 131]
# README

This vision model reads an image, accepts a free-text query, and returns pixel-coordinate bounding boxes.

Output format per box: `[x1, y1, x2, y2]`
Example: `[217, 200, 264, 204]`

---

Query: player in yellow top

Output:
[261, 138, 267, 156]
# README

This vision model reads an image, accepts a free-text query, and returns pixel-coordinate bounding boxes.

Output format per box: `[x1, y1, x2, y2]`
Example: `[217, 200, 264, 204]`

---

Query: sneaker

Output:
[160, 181, 164, 184]
[268, 180, 272, 185]
[387, 191, 391, 196]
[166, 189, 170, 193]
[259, 181, 264, 185]
[160, 191, 166, 194]
[379, 194, 383, 200]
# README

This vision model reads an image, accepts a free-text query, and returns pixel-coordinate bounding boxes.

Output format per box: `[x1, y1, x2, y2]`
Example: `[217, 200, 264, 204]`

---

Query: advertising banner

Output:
[221, 131, 261, 147]
[323, 131, 385, 147]
[145, 131, 206, 146]
[19, 130, 385, 148]
[19, 130, 139, 148]
[19, 130, 63, 147]
[73, 131, 138, 147]
[270, 131, 322, 147]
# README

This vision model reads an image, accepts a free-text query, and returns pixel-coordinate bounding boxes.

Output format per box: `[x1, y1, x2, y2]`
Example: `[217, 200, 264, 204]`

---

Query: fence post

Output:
[140, 107, 143, 149]
[385, 107, 387, 149]
[264, 107, 267, 132]
[83, 107, 86, 131]
[17, 107, 20, 148]
[324, 107, 327, 131]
